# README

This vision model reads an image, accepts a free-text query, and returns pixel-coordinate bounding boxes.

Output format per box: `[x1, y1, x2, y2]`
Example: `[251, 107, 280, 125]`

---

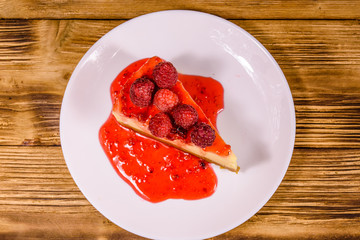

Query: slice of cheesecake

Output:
[112, 56, 239, 172]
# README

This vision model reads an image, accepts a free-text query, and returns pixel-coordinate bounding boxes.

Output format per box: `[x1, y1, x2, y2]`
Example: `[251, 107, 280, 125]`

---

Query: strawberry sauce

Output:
[99, 59, 224, 203]
[179, 74, 224, 128]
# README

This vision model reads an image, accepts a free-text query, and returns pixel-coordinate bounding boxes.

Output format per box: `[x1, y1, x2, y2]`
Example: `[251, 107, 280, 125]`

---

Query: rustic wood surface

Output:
[0, 1, 360, 239]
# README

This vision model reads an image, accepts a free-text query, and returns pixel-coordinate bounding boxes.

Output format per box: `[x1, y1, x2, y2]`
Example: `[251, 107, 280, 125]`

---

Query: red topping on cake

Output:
[129, 77, 155, 107]
[171, 104, 199, 129]
[153, 62, 178, 89]
[191, 123, 216, 148]
[99, 56, 238, 203]
[149, 112, 172, 138]
[154, 89, 179, 112]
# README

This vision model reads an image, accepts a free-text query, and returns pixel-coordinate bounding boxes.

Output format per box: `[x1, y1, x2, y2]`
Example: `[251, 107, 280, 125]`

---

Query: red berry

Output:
[153, 89, 179, 112]
[171, 104, 198, 129]
[149, 112, 172, 138]
[191, 123, 216, 148]
[153, 62, 178, 89]
[130, 77, 155, 107]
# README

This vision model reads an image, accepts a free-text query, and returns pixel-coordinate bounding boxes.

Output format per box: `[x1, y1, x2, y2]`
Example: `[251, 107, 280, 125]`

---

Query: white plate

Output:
[60, 10, 295, 240]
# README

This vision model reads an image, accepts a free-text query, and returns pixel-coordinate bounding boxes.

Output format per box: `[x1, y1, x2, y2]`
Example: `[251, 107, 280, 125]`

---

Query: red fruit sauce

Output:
[99, 59, 224, 203]
[179, 74, 224, 128]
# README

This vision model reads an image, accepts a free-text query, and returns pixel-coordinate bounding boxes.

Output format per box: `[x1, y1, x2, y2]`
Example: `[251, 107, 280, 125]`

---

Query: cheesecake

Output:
[112, 56, 239, 172]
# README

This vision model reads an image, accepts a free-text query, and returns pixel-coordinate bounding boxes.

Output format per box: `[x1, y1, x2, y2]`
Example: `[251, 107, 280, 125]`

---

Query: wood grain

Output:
[0, 7, 360, 239]
[0, 20, 359, 148]
[0, 147, 359, 239]
[0, 0, 360, 20]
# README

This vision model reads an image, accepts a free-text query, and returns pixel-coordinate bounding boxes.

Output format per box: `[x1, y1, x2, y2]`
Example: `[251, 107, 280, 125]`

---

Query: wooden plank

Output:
[0, 147, 359, 239]
[1, 20, 359, 67]
[0, 212, 143, 240]
[0, 20, 120, 146]
[0, 20, 359, 147]
[0, 0, 360, 20]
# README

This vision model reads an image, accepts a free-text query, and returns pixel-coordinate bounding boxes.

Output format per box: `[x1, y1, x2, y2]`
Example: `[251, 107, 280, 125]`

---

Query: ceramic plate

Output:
[60, 10, 295, 240]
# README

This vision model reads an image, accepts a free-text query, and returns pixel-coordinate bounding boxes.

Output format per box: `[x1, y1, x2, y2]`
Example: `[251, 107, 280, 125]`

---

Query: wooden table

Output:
[1, 1, 359, 239]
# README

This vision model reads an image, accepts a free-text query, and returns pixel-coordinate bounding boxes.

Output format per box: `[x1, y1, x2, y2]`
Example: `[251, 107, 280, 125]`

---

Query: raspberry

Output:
[153, 89, 179, 112]
[130, 77, 155, 107]
[149, 112, 172, 138]
[191, 123, 216, 148]
[153, 62, 178, 89]
[171, 104, 198, 129]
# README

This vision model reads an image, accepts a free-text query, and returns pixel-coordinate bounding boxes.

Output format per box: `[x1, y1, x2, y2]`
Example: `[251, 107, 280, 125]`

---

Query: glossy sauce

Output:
[99, 58, 225, 203]
[179, 74, 224, 128]
[99, 115, 217, 203]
